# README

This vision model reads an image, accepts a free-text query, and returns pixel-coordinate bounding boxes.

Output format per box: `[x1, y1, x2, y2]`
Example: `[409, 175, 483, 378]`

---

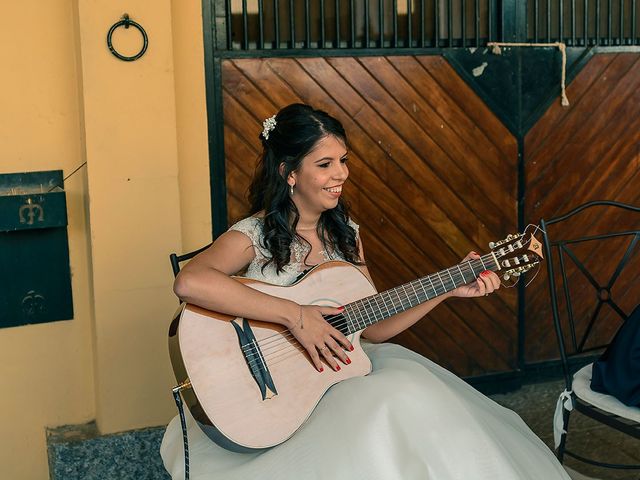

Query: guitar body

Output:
[168, 261, 377, 452]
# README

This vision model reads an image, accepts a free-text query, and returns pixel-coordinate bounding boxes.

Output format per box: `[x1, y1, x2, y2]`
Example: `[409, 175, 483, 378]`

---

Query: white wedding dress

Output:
[161, 217, 569, 480]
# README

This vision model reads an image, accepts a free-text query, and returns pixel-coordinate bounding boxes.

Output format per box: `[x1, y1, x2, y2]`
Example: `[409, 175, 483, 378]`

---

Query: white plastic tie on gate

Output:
[553, 389, 574, 448]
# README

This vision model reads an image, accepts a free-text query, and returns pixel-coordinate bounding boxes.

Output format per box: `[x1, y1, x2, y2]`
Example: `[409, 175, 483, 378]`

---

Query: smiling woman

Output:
[288, 135, 349, 220]
[161, 103, 570, 480]
[241, 104, 362, 280]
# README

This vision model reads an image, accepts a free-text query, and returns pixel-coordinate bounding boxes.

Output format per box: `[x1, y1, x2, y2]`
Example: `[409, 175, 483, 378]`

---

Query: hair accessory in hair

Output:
[262, 115, 277, 140]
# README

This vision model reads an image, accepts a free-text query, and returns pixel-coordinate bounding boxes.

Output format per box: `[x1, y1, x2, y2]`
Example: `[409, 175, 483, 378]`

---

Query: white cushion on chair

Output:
[572, 363, 640, 422]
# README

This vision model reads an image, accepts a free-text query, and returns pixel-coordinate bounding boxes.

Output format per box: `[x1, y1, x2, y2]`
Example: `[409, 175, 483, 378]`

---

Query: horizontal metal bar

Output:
[216, 47, 455, 59]
[564, 449, 640, 469]
[548, 230, 640, 246]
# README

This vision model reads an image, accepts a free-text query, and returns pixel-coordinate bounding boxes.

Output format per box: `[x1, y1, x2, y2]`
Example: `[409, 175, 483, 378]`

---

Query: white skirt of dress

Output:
[161, 342, 570, 480]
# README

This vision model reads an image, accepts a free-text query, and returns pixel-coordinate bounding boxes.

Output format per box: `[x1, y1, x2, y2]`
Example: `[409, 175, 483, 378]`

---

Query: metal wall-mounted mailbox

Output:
[0, 170, 74, 328]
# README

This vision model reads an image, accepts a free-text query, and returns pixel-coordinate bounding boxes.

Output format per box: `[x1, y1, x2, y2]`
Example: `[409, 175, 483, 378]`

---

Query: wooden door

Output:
[222, 56, 519, 377]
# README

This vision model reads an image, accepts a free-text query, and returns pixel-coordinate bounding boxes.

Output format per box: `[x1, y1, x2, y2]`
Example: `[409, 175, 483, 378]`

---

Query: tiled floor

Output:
[490, 380, 640, 480]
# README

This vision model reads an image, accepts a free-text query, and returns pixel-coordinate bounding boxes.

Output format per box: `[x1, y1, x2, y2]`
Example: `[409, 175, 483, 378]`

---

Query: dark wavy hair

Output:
[248, 103, 362, 273]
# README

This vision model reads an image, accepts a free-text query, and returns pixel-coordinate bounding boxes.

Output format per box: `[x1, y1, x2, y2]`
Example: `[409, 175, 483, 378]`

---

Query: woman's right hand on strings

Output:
[289, 304, 353, 373]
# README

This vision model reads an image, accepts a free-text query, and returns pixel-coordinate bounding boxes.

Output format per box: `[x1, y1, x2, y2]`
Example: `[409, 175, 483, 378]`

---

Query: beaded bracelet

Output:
[290, 304, 304, 330]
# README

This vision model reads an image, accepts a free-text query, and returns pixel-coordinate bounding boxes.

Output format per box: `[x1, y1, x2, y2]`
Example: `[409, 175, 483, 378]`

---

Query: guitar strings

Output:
[248, 258, 482, 358]
[243, 255, 498, 367]
[263, 253, 497, 346]
[245, 299, 448, 371]
[240, 254, 507, 371]
[244, 236, 539, 371]
[244, 263, 482, 368]
[257, 232, 529, 355]
[253, 254, 496, 350]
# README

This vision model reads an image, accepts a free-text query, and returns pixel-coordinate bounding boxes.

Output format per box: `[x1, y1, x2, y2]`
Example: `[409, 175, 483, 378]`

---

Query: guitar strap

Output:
[172, 384, 191, 480]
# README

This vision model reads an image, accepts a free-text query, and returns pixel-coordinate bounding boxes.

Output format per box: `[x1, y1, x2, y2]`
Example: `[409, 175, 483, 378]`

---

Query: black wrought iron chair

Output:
[168, 241, 213, 480]
[169, 243, 213, 278]
[540, 200, 640, 472]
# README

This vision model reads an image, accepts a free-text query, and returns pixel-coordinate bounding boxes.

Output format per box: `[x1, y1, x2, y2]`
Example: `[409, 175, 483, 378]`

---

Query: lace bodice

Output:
[228, 216, 359, 286]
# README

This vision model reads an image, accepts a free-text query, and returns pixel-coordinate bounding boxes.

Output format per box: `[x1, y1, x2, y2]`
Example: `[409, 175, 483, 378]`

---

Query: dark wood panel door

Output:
[524, 53, 640, 363]
[222, 56, 518, 376]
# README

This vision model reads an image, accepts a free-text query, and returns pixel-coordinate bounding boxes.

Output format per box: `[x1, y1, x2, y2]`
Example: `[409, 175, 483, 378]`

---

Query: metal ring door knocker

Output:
[107, 13, 148, 61]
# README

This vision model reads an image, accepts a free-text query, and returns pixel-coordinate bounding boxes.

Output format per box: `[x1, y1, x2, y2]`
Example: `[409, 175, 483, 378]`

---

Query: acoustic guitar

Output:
[168, 228, 544, 452]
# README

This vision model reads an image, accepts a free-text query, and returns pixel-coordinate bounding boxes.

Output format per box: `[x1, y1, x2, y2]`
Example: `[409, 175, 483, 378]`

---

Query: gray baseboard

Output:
[464, 355, 598, 395]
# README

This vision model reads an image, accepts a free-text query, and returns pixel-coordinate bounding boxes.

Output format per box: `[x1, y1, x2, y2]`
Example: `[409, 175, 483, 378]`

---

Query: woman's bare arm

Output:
[174, 230, 300, 326]
[358, 241, 500, 343]
[173, 230, 352, 371]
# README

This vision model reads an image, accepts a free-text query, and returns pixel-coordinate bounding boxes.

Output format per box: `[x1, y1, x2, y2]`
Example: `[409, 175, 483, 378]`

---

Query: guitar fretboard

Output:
[342, 254, 498, 334]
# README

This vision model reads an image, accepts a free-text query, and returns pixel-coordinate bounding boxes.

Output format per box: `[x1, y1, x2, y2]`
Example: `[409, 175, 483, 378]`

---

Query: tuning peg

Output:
[489, 242, 496, 249]
[503, 274, 510, 280]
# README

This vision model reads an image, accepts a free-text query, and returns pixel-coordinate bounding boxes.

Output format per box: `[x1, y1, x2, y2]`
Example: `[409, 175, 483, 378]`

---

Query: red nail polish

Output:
[345, 357, 351, 364]
[319, 367, 324, 372]
[335, 365, 341, 371]
[482, 270, 490, 276]
[338, 306, 345, 311]
[349, 345, 354, 351]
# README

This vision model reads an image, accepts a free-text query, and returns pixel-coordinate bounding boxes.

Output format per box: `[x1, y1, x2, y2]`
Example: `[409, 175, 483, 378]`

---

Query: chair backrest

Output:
[169, 243, 213, 278]
[540, 201, 640, 387]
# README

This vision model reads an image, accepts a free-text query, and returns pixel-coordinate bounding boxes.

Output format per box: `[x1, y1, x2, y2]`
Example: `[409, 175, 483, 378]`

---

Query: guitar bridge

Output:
[231, 318, 278, 401]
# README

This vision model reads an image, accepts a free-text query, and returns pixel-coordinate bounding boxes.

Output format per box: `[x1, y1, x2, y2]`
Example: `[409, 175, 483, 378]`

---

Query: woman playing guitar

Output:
[161, 104, 569, 480]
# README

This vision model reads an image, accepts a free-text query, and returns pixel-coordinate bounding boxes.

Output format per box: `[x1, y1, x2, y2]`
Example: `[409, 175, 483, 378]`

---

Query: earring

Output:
[290, 184, 294, 196]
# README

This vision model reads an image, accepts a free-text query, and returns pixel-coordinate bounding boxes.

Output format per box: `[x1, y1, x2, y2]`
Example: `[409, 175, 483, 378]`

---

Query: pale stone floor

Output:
[48, 379, 639, 480]
[490, 380, 640, 480]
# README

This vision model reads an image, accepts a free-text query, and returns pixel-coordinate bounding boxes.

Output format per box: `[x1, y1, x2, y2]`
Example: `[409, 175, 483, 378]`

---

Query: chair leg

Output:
[556, 407, 572, 463]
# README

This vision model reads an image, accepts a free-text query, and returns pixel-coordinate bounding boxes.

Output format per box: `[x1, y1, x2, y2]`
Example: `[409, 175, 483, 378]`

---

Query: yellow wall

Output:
[0, 1, 210, 478]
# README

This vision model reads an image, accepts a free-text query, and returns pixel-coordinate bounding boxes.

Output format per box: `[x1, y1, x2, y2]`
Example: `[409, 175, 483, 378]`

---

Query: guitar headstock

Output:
[489, 225, 544, 285]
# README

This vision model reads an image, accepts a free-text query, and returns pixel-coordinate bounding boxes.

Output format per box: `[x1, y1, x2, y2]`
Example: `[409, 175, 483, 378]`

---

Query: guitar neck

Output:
[342, 253, 499, 334]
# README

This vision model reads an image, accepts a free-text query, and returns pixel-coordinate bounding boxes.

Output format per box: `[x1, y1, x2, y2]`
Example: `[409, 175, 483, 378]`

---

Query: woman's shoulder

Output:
[228, 215, 264, 241]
